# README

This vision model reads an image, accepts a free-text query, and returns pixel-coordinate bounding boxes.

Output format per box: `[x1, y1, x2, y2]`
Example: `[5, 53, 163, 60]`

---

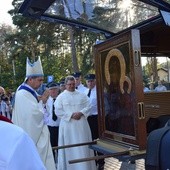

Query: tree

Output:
[143, 57, 158, 83]
[1, 0, 163, 90]
[5, 0, 73, 87]
[0, 24, 16, 89]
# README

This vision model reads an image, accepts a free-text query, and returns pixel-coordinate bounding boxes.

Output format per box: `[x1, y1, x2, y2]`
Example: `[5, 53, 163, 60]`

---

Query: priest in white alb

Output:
[54, 75, 96, 170]
[12, 57, 56, 170]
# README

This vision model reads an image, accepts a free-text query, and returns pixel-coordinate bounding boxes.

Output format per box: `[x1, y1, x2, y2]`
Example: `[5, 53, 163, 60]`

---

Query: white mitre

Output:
[26, 56, 44, 78]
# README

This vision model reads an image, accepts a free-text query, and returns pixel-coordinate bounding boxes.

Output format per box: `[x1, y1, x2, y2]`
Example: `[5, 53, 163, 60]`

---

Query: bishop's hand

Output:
[40, 89, 50, 104]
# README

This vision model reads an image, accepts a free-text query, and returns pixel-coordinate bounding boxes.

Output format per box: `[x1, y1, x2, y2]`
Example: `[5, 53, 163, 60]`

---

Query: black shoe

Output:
[97, 164, 104, 170]
[129, 160, 135, 164]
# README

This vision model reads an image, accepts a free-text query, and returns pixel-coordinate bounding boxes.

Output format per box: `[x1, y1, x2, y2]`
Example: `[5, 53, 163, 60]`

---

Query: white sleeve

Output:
[43, 104, 50, 124]
[54, 95, 72, 122]
[1, 102, 6, 116]
[8, 131, 46, 170]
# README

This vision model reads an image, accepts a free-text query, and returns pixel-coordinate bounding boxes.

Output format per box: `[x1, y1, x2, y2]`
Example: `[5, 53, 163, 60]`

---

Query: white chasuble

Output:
[12, 88, 56, 170]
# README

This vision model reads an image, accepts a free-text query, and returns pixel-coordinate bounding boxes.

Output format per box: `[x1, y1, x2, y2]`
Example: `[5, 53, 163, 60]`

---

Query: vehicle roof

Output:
[18, 0, 170, 38]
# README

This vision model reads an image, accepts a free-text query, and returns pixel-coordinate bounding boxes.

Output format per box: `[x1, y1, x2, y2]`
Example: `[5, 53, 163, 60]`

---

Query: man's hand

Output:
[71, 112, 83, 120]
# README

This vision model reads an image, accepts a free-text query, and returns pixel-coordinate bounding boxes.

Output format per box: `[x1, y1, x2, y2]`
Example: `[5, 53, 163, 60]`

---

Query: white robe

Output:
[12, 87, 56, 170]
[55, 90, 96, 170]
[0, 121, 46, 170]
[76, 83, 87, 93]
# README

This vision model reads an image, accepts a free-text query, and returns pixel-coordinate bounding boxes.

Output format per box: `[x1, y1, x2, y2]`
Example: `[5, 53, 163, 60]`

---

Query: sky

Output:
[142, 57, 168, 66]
[0, 0, 13, 26]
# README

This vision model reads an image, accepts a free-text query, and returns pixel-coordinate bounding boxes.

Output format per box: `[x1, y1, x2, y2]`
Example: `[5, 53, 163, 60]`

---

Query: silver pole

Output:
[167, 57, 169, 82]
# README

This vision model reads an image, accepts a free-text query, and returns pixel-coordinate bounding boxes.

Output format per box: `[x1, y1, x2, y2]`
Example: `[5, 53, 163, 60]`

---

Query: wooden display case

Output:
[94, 29, 147, 150]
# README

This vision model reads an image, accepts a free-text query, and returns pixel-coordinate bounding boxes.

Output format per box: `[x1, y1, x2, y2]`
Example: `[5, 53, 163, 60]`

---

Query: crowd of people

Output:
[1, 56, 170, 170]
[0, 87, 13, 120]
[0, 57, 104, 170]
[143, 80, 168, 93]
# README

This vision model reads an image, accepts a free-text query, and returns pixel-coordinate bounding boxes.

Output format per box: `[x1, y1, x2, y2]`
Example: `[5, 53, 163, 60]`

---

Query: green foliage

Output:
[0, 0, 162, 91]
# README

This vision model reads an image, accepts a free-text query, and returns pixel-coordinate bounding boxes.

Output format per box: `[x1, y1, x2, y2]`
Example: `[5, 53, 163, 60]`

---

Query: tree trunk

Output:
[69, 26, 79, 72]
[152, 57, 158, 82]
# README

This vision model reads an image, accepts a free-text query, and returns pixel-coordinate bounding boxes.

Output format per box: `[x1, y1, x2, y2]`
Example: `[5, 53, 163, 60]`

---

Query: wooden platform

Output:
[104, 158, 145, 170]
[55, 152, 145, 169]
